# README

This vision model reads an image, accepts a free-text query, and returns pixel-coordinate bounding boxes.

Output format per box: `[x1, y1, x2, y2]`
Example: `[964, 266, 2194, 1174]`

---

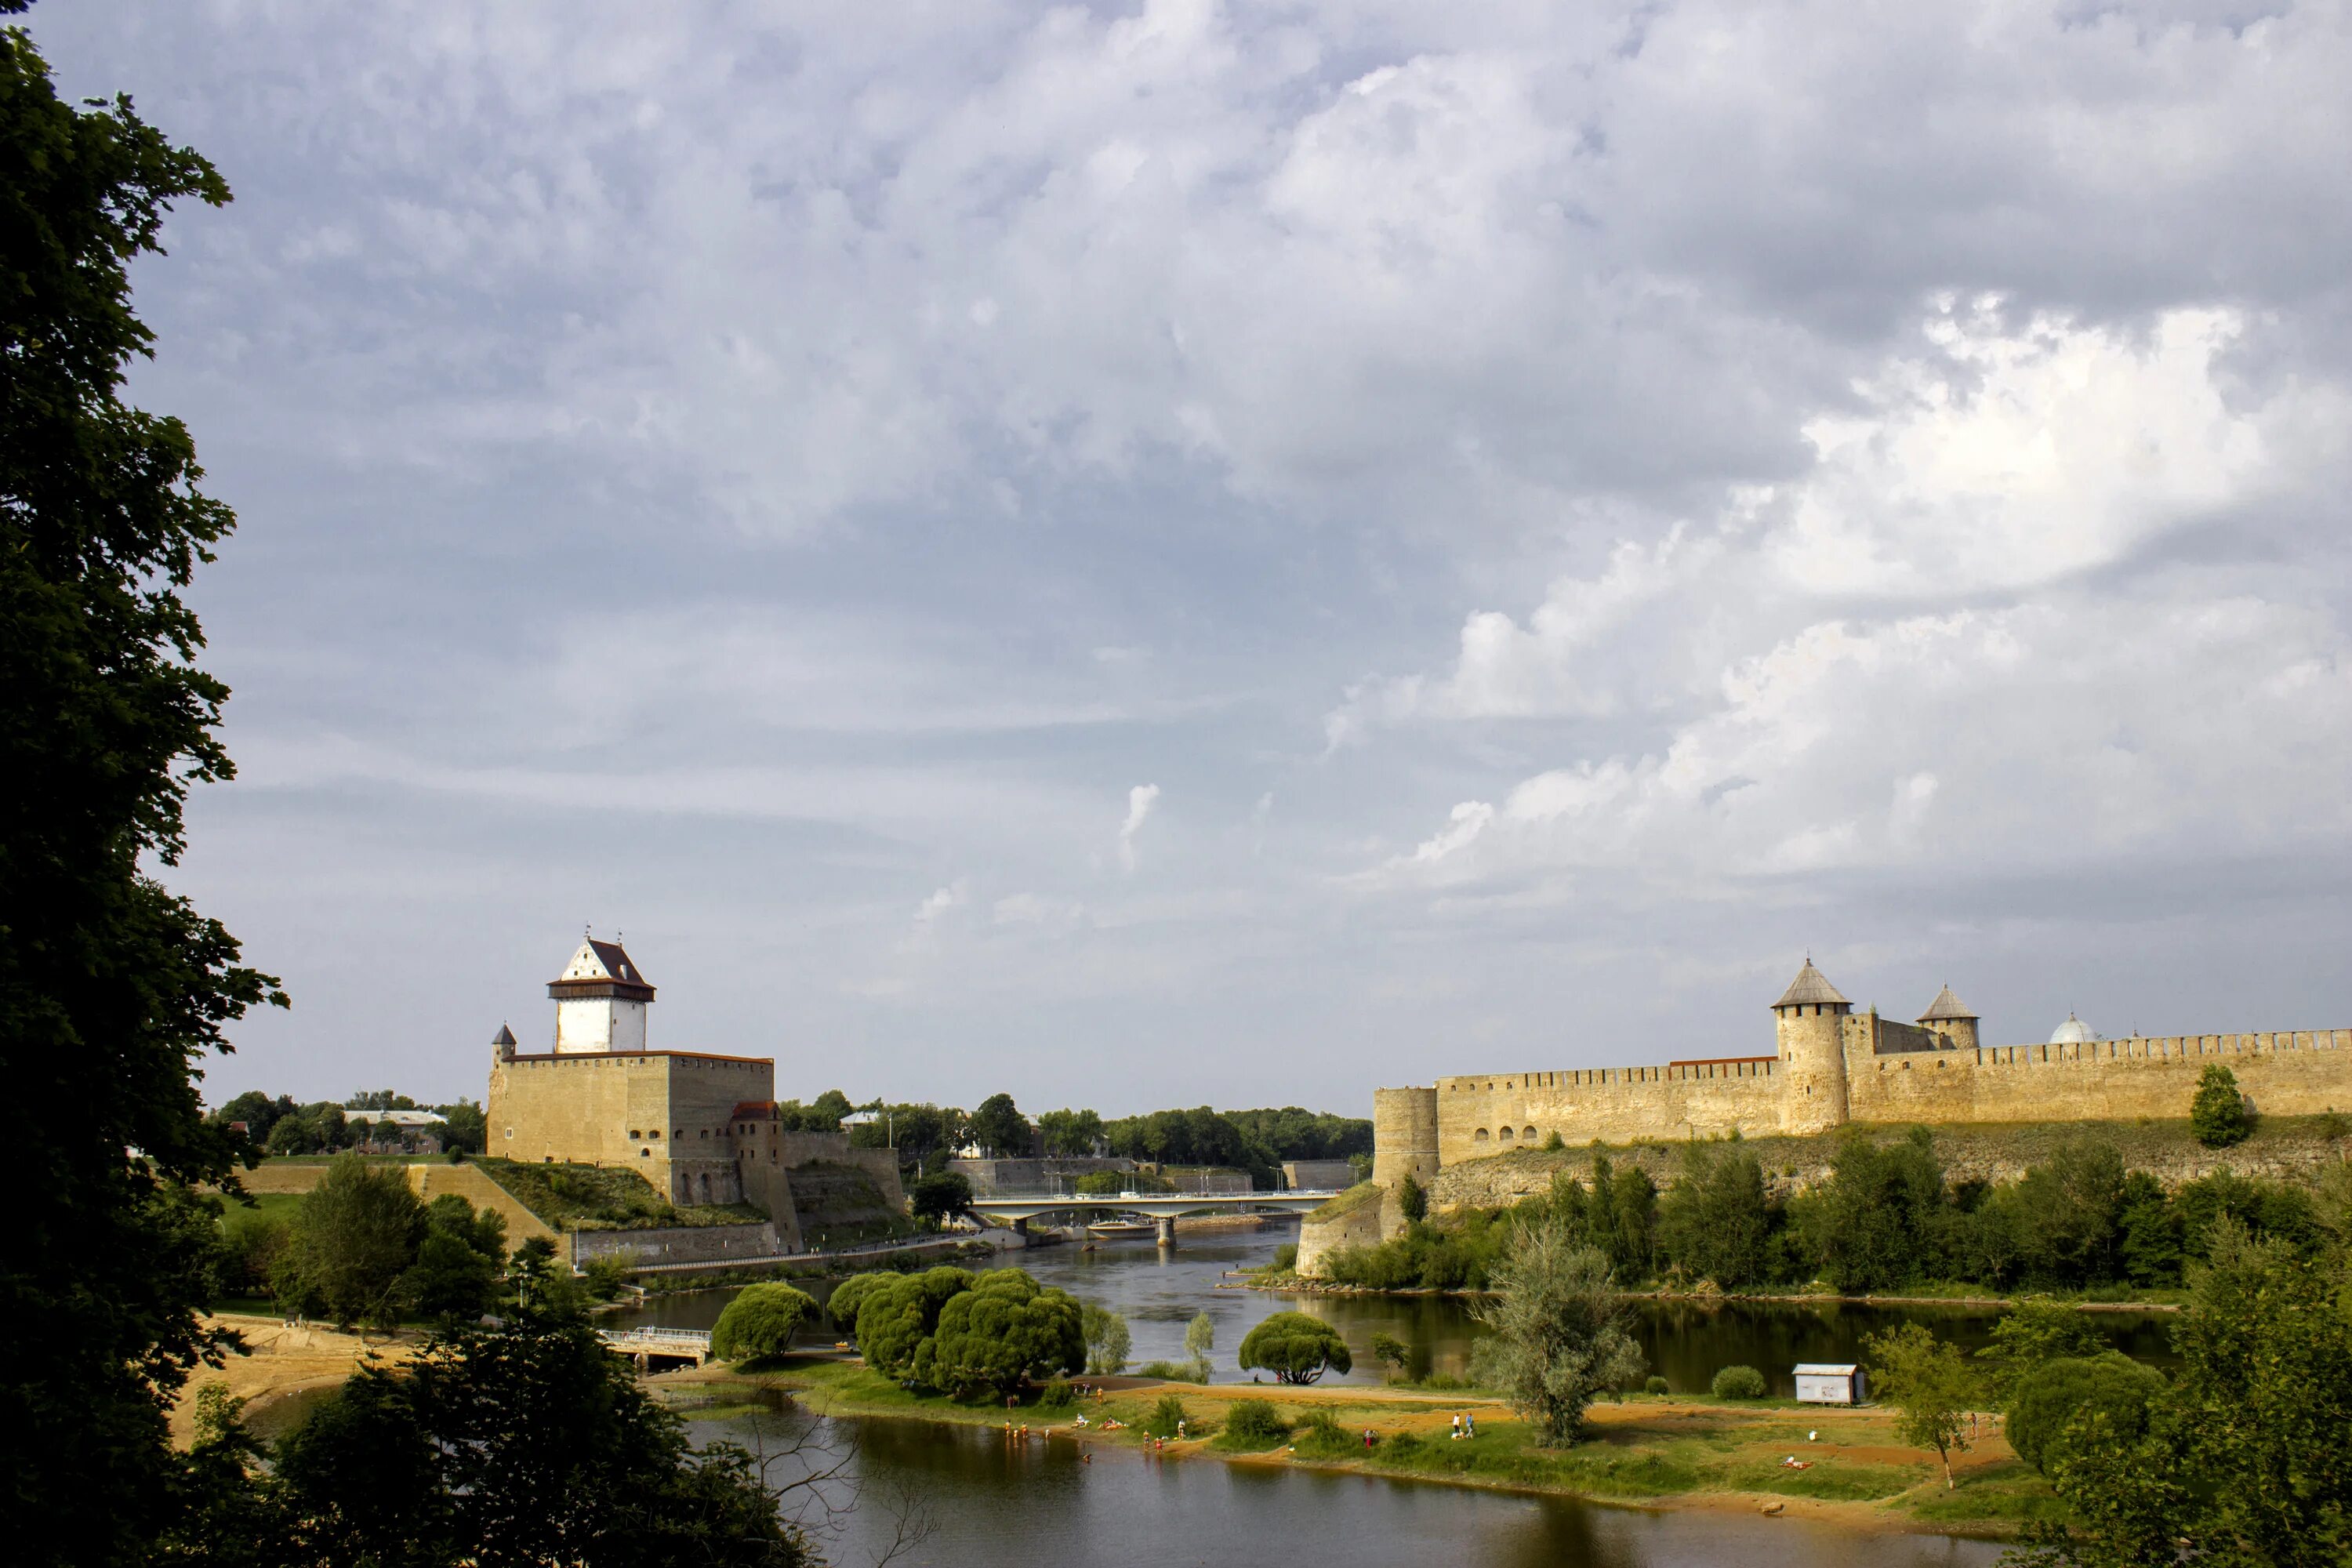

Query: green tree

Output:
[925, 1269, 1085, 1397]
[0, 18, 292, 1560]
[1184, 1310, 1215, 1381]
[2190, 1062, 2251, 1147]
[826, 1272, 895, 1338]
[2009, 1138, 2127, 1284]
[711, 1283, 820, 1362]
[1976, 1296, 2105, 1402]
[1802, 1131, 1946, 1291]
[1467, 1221, 1644, 1443]
[1237, 1311, 1352, 1385]
[853, 1266, 975, 1378]
[1396, 1171, 1428, 1224]
[969, 1092, 1030, 1157]
[1082, 1302, 1131, 1374]
[283, 1154, 426, 1328]
[2005, 1353, 2164, 1477]
[2023, 1223, 2352, 1567]
[401, 1195, 503, 1321]
[1657, 1145, 1776, 1287]
[1863, 1322, 1977, 1488]
[909, 1170, 973, 1223]
[434, 1098, 487, 1154]
[1037, 1107, 1106, 1156]
[2115, 1170, 2182, 1286]
[167, 1298, 812, 1566]
[1370, 1330, 1410, 1382]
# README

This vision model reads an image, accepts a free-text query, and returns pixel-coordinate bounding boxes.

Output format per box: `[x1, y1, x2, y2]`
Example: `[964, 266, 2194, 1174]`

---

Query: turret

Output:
[549, 935, 654, 1054]
[1370, 1087, 1439, 1238]
[492, 1022, 517, 1063]
[1772, 956, 1852, 1134]
[1916, 985, 1979, 1051]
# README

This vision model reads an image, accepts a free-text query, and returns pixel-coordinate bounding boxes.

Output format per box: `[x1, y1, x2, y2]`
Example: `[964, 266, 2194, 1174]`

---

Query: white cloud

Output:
[1117, 783, 1162, 872]
[913, 880, 967, 924]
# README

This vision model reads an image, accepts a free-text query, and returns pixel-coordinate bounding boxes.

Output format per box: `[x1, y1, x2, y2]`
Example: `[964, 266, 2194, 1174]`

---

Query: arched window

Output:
[1498, 1127, 1515, 1143]
[1523, 1127, 1538, 1142]
[1474, 1127, 1490, 1143]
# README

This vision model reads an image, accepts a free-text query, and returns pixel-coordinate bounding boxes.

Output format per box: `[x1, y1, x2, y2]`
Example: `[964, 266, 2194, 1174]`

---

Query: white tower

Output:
[548, 935, 654, 1054]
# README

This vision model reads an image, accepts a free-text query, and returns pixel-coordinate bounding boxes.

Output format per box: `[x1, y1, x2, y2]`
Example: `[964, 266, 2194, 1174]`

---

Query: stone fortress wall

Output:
[1363, 956, 2352, 1238]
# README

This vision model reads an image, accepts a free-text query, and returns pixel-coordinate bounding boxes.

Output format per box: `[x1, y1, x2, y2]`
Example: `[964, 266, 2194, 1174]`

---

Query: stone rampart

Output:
[1436, 1059, 1783, 1165]
[569, 1221, 786, 1269]
[1849, 1029, 2352, 1124]
[1295, 1185, 1387, 1276]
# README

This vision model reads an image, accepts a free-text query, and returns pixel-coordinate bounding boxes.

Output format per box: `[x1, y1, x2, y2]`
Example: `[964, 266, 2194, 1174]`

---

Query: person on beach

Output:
[1450, 1414, 1461, 1440]
[1465, 1413, 1475, 1439]
[1363, 1428, 1374, 1450]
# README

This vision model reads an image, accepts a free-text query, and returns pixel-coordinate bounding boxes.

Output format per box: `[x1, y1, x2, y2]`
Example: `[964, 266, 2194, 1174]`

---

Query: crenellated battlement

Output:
[1373, 956, 2352, 1196]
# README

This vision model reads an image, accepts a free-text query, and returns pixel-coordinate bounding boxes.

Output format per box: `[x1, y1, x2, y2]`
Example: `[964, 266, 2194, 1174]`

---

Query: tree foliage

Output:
[826, 1272, 894, 1337]
[1082, 1303, 1131, 1375]
[1656, 1145, 1775, 1287]
[852, 1266, 974, 1379]
[1396, 1171, 1427, 1223]
[0, 21, 289, 1559]
[2021, 1223, 2352, 1567]
[162, 1297, 811, 1566]
[1236, 1311, 1353, 1385]
[1183, 1310, 1215, 1381]
[2005, 1353, 2163, 1477]
[2190, 1063, 2252, 1148]
[1975, 1296, 2106, 1401]
[1467, 1223, 1643, 1443]
[1863, 1322, 1978, 1489]
[908, 1171, 972, 1223]
[278, 1155, 426, 1329]
[967, 1093, 1029, 1157]
[925, 1270, 1085, 1398]
[711, 1283, 818, 1362]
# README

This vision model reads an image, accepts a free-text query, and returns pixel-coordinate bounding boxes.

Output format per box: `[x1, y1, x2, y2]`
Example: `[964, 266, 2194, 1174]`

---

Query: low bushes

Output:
[1144, 1394, 1190, 1438]
[1711, 1365, 1767, 1399]
[1219, 1399, 1290, 1450]
[711, 1283, 819, 1362]
[1643, 1375, 1670, 1396]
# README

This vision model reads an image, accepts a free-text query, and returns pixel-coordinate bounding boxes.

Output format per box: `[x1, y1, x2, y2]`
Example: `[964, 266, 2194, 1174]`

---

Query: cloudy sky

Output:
[36, 1, 2350, 1114]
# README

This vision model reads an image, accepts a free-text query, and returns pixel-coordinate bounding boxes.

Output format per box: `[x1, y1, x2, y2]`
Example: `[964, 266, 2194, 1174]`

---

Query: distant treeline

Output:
[1326, 1127, 2343, 1294]
[207, 1089, 486, 1154]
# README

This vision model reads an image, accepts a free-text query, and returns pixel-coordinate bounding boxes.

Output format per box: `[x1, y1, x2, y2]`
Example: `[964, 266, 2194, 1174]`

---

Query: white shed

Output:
[1794, 1363, 1867, 1404]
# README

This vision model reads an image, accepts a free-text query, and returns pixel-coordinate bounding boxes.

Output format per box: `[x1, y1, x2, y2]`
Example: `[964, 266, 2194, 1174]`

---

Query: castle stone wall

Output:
[1388, 1025, 2352, 1184]
[1849, 1029, 2352, 1124]
[487, 1050, 776, 1207]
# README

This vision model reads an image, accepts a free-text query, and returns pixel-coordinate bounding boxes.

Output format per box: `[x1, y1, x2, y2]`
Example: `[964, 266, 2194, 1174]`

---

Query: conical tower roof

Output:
[492, 1023, 517, 1047]
[1917, 985, 1976, 1023]
[1772, 957, 1849, 1010]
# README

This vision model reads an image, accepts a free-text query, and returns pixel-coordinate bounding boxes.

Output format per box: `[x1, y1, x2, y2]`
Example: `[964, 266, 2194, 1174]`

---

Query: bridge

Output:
[967, 1189, 1345, 1247]
[600, 1326, 713, 1370]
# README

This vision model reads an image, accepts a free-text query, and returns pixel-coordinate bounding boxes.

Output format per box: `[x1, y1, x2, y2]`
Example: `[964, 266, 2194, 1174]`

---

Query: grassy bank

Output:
[680, 1356, 2060, 1534]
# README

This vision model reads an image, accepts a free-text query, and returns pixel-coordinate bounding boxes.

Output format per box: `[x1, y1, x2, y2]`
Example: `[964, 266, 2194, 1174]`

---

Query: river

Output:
[690, 1399, 2010, 1568]
[623, 1220, 2165, 1564]
[615, 1220, 2178, 1396]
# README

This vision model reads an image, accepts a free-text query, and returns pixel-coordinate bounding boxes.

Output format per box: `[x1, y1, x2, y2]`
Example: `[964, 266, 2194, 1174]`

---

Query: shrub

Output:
[2005, 1353, 2165, 1475]
[1236, 1312, 1353, 1385]
[1290, 1406, 1352, 1457]
[1380, 1430, 1426, 1458]
[1145, 1393, 1189, 1438]
[1038, 1375, 1076, 1409]
[1644, 1375, 1671, 1395]
[1398, 1172, 1428, 1224]
[2190, 1064, 2251, 1148]
[1134, 1359, 1195, 1380]
[1269, 1243, 1298, 1272]
[579, 1254, 633, 1301]
[710, 1283, 819, 1362]
[1711, 1365, 1767, 1399]
[1224, 1399, 1289, 1445]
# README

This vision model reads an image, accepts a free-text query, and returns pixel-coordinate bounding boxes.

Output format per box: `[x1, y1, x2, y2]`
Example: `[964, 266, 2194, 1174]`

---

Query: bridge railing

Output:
[600, 1327, 712, 1346]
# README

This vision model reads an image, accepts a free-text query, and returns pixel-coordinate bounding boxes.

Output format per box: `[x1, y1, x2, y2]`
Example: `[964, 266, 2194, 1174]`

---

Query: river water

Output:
[615, 1220, 2177, 1396]
[694, 1401, 2009, 1568]
[625, 1221, 2172, 1565]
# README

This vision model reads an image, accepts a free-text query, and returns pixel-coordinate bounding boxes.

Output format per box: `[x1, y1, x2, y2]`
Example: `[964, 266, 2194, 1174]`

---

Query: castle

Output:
[485, 935, 902, 1250]
[1367, 956, 2352, 1214]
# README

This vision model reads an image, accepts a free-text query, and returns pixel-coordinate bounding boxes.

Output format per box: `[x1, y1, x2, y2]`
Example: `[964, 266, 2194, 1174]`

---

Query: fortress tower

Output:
[550, 935, 654, 1054]
[1918, 985, 1980, 1051]
[1371, 1087, 1440, 1234]
[1773, 956, 1852, 1134]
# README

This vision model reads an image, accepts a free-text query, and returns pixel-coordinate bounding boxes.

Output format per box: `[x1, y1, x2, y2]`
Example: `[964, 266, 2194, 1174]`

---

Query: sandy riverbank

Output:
[168, 1313, 422, 1446]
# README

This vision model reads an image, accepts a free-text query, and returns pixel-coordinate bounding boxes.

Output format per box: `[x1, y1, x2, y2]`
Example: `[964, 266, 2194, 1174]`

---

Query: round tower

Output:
[1772, 956, 1853, 1134]
[1916, 985, 1979, 1051]
[1371, 1087, 1439, 1236]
